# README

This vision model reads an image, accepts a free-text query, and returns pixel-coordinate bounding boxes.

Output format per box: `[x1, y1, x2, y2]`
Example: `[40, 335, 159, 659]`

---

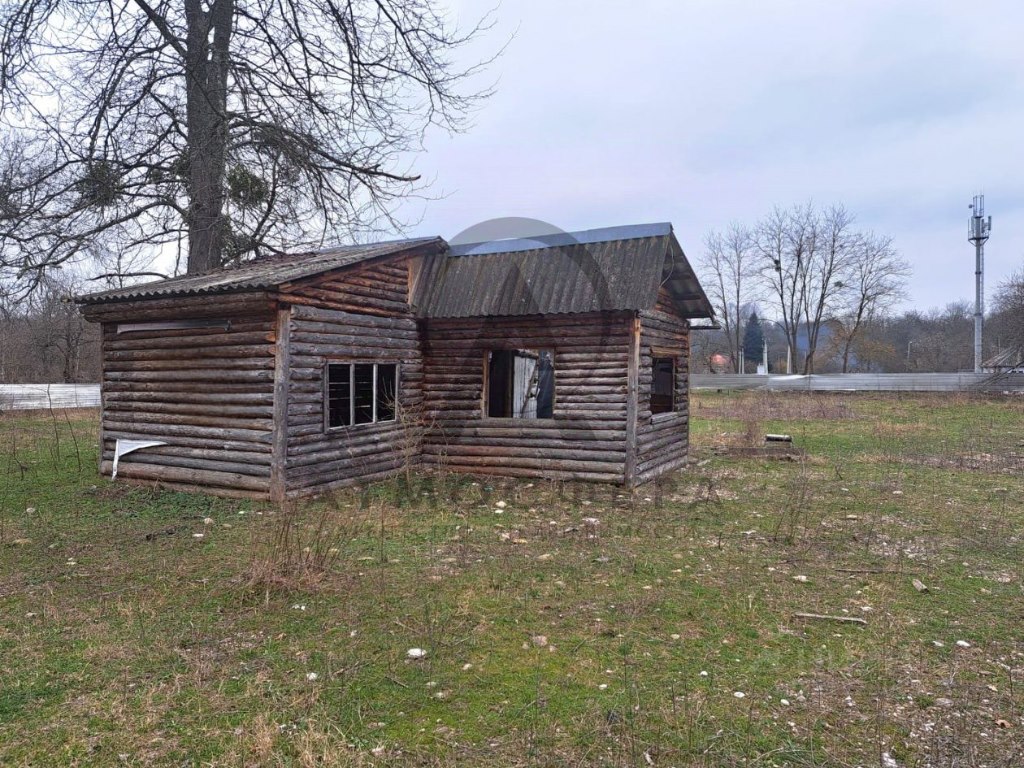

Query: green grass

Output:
[1, 393, 1023, 766]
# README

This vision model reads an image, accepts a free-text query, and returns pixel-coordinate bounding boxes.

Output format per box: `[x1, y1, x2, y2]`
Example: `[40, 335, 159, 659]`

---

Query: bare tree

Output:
[836, 233, 910, 372]
[701, 224, 755, 372]
[0, 0, 496, 295]
[0, 269, 100, 382]
[990, 267, 1024, 352]
[751, 203, 899, 374]
[752, 205, 812, 374]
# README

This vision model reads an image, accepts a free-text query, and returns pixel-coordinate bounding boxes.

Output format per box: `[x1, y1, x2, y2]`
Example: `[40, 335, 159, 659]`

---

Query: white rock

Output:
[956, 640, 971, 648]
[495, 501, 507, 509]
[407, 648, 427, 659]
[306, 672, 318, 681]
[734, 691, 745, 698]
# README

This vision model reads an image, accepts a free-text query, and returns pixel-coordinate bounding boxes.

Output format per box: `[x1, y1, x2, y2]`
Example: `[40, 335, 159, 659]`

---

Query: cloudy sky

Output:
[397, 0, 1024, 311]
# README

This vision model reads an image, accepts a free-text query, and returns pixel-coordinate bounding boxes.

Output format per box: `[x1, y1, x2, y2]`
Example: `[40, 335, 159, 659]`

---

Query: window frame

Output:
[481, 348, 555, 420]
[650, 352, 677, 418]
[323, 360, 400, 432]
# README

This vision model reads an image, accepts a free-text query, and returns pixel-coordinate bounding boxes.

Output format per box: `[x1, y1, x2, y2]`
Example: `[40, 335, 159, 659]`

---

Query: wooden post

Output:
[270, 304, 292, 503]
[624, 313, 640, 487]
[98, 322, 108, 474]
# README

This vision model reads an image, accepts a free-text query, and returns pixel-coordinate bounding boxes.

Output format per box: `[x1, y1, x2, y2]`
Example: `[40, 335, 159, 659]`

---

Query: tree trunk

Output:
[184, 0, 233, 275]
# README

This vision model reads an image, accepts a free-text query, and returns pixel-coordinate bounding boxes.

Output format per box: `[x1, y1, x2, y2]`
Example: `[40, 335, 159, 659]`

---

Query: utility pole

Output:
[968, 195, 992, 373]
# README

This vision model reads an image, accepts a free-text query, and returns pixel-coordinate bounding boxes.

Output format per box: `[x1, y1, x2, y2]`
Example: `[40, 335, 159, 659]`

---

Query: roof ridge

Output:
[449, 222, 672, 257]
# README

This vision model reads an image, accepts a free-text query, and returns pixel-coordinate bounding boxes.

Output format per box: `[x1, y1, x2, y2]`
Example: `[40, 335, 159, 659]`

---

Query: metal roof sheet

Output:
[76, 237, 444, 304]
[415, 224, 714, 319]
[75, 223, 715, 320]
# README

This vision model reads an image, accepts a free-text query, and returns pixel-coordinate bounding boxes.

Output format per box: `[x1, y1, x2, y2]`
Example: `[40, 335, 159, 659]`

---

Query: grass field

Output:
[1, 392, 1022, 766]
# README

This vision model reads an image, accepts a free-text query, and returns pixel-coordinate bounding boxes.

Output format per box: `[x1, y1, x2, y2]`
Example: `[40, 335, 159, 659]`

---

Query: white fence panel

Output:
[0, 384, 102, 410]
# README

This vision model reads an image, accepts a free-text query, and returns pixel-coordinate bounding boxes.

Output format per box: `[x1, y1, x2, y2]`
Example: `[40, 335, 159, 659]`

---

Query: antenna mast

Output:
[967, 194, 991, 373]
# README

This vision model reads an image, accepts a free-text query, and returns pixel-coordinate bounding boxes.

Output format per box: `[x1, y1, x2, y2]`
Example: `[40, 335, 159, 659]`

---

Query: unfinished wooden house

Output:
[77, 223, 714, 500]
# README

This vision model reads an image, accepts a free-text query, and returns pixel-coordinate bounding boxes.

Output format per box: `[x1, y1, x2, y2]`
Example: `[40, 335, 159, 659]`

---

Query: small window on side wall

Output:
[651, 357, 676, 414]
[327, 362, 398, 429]
[486, 349, 554, 419]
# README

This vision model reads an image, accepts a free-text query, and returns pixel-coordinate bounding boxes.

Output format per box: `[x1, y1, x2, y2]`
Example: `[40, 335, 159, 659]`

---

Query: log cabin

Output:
[77, 223, 715, 500]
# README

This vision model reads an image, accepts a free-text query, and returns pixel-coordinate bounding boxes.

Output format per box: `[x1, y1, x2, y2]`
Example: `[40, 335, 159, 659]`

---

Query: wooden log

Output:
[792, 613, 868, 626]
[102, 476, 270, 500]
[101, 411, 272, 430]
[82, 293, 273, 322]
[271, 305, 291, 502]
[101, 430, 273, 453]
[105, 391, 275, 406]
[101, 420, 273, 443]
[100, 460, 269, 491]
[421, 461, 622, 484]
[105, 369, 274, 383]
[104, 344, 275, 361]
[105, 402, 274, 418]
[110, 452, 272, 477]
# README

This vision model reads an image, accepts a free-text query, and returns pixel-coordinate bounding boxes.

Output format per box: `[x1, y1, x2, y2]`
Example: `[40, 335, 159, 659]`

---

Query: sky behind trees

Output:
[399, 0, 1024, 311]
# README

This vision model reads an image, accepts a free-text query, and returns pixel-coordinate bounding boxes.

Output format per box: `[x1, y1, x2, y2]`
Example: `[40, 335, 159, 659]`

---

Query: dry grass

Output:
[1, 394, 1023, 766]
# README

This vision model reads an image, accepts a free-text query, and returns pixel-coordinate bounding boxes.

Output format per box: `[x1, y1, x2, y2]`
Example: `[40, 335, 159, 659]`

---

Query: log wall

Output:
[282, 304, 422, 495]
[94, 300, 278, 498]
[420, 312, 633, 483]
[279, 260, 422, 496]
[635, 287, 691, 484]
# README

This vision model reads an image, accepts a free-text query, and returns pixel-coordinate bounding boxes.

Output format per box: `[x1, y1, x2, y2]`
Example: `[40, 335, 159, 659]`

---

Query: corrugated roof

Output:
[77, 237, 444, 304]
[414, 223, 714, 319]
[75, 223, 715, 320]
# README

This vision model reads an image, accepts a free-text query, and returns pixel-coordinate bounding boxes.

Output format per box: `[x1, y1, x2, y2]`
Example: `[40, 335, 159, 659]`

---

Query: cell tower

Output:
[968, 194, 991, 374]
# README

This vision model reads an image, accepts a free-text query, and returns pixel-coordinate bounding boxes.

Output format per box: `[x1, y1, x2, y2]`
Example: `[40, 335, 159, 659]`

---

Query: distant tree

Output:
[750, 203, 907, 374]
[835, 233, 910, 372]
[0, 0, 495, 295]
[0, 270, 99, 382]
[991, 268, 1024, 351]
[701, 224, 756, 373]
[742, 310, 764, 364]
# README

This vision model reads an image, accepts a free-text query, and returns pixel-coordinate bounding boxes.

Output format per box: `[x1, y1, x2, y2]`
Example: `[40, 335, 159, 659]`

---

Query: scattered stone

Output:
[306, 672, 318, 681]
[203, 517, 214, 525]
[733, 691, 746, 698]
[407, 648, 427, 659]
[793, 575, 809, 583]
[531, 635, 548, 647]
[956, 640, 971, 648]
[912, 579, 929, 593]
[495, 501, 507, 509]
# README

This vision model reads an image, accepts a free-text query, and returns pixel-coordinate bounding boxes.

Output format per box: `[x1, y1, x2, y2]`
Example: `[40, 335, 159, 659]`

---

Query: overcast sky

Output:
[397, 0, 1024, 312]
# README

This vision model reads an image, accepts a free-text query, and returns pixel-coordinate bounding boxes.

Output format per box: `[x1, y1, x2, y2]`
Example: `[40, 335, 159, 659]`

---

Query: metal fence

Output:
[0, 384, 102, 410]
[691, 373, 1024, 393]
